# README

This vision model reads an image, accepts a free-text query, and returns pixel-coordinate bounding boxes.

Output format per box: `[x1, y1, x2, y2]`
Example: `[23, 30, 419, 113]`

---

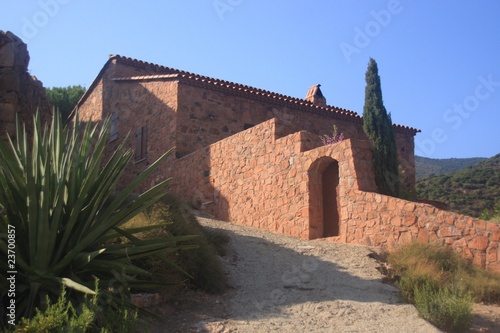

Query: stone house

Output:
[77, 55, 499, 271]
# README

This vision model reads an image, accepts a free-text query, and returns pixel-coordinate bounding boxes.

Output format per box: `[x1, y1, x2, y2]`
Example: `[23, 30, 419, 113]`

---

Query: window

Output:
[109, 113, 118, 142]
[135, 126, 147, 162]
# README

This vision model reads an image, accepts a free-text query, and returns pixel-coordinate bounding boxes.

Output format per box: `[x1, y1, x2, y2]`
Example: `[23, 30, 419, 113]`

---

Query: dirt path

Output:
[149, 216, 499, 332]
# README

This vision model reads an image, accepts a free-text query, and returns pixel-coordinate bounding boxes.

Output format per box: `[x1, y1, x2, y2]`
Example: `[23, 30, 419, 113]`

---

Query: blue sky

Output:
[2, 0, 499, 159]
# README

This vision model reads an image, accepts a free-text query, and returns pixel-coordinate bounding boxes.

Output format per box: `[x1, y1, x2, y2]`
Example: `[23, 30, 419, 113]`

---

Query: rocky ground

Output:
[145, 215, 500, 333]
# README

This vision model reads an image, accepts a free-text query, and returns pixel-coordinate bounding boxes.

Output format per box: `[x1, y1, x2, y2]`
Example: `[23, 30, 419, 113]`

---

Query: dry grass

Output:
[388, 242, 500, 303]
[387, 242, 500, 332]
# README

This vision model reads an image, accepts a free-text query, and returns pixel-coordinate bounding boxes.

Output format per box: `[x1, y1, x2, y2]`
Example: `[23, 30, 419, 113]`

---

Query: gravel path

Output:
[160, 216, 441, 333]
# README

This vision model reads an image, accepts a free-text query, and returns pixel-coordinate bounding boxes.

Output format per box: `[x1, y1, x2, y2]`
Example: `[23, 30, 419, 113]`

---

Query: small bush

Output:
[200, 225, 231, 257]
[389, 242, 500, 304]
[395, 268, 441, 302]
[158, 196, 229, 293]
[389, 242, 465, 275]
[387, 242, 500, 331]
[14, 290, 94, 332]
[388, 243, 459, 301]
[125, 195, 229, 294]
[480, 203, 500, 223]
[12, 286, 138, 333]
[454, 268, 500, 303]
[414, 283, 473, 333]
[320, 124, 344, 145]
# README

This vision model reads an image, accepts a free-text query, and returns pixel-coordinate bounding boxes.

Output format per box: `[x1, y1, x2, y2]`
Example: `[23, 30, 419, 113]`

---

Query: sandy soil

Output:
[146, 215, 500, 333]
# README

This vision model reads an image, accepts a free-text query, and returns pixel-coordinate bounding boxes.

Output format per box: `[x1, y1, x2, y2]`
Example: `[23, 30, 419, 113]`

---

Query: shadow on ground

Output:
[145, 218, 499, 333]
[148, 223, 425, 332]
[216, 228, 402, 321]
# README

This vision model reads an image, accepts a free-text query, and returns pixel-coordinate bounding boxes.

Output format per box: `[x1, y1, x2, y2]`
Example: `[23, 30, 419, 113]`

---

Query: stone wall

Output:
[168, 118, 315, 237]
[0, 31, 52, 140]
[77, 56, 418, 194]
[78, 60, 178, 187]
[343, 191, 500, 272]
[167, 118, 499, 272]
[175, 81, 364, 157]
[76, 77, 104, 121]
[168, 118, 317, 238]
[175, 81, 417, 193]
[75, 56, 498, 269]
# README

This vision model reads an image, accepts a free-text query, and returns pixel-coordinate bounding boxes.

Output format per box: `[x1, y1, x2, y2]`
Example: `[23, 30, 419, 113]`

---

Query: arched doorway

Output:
[308, 157, 340, 239]
[322, 161, 340, 237]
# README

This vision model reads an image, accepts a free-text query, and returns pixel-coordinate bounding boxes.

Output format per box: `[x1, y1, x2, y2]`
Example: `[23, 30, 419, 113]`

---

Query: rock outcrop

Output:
[0, 30, 52, 141]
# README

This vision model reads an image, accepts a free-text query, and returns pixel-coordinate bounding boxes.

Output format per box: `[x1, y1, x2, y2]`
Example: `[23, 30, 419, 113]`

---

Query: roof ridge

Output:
[108, 54, 420, 133]
[111, 55, 359, 115]
[113, 73, 180, 81]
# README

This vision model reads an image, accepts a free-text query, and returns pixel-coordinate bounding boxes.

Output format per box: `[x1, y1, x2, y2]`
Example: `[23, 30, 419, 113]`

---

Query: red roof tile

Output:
[77, 54, 420, 134]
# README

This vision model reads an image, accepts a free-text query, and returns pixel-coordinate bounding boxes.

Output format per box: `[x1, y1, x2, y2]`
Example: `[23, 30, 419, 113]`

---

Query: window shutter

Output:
[135, 126, 147, 161]
[142, 126, 148, 159]
[109, 113, 118, 141]
[135, 127, 142, 161]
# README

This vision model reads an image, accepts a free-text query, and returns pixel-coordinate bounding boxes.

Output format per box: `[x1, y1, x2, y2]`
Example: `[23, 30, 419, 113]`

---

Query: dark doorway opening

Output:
[322, 161, 340, 237]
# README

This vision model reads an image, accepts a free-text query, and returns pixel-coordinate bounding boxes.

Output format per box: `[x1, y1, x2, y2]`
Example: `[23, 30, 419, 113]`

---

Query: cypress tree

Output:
[362, 58, 400, 196]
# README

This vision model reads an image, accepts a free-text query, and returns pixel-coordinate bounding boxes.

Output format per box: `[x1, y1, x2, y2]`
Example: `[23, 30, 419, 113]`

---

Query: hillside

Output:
[416, 154, 500, 218]
[415, 156, 487, 179]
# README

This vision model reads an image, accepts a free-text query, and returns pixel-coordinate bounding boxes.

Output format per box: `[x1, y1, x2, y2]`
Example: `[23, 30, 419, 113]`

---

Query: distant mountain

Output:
[416, 154, 500, 218]
[415, 156, 487, 179]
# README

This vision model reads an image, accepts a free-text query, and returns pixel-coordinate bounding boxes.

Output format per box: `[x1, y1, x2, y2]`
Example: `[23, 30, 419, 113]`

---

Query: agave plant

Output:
[0, 111, 194, 321]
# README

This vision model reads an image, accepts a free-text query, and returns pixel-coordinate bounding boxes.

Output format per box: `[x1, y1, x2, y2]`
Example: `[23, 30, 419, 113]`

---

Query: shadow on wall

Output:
[79, 75, 182, 193]
[166, 139, 230, 221]
[77, 72, 233, 236]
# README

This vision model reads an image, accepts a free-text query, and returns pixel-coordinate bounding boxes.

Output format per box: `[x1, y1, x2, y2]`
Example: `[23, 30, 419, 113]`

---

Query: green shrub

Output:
[454, 268, 500, 303]
[132, 195, 229, 293]
[0, 111, 194, 326]
[202, 226, 231, 257]
[388, 242, 459, 301]
[395, 271, 441, 303]
[10, 285, 138, 333]
[14, 287, 96, 333]
[388, 242, 500, 331]
[389, 242, 500, 304]
[388, 242, 465, 275]
[416, 154, 500, 218]
[414, 283, 473, 333]
[480, 203, 500, 223]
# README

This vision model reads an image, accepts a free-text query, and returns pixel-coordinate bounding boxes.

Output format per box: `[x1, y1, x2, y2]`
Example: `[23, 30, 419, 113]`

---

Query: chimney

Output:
[305, 84, 326, 107]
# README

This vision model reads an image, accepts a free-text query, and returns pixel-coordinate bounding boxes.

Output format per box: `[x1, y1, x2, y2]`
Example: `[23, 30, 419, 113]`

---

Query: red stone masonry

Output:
[76, 55, 499, 272]
[167, 118, 499, 272]
[76, 54, 420, 192]
[344, 191, 499, 272]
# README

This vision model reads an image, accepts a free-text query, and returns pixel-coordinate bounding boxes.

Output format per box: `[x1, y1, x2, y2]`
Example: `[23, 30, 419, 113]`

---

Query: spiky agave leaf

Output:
[0, 110, 194, 320]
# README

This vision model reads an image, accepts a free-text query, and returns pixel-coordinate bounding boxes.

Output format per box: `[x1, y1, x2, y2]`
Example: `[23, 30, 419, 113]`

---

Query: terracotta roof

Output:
[113, 74, 180, 81]
[110, 55, 360, 119]
[76, 54, 420, 134]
